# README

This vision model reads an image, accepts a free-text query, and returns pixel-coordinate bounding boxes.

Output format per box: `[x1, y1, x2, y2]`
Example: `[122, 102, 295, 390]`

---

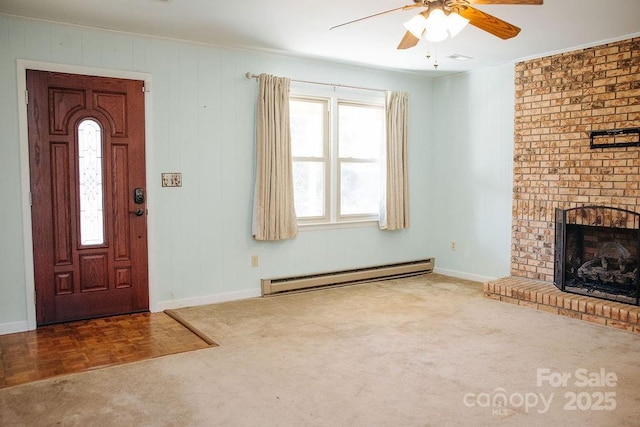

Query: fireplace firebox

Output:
[554, 206, 640, 306]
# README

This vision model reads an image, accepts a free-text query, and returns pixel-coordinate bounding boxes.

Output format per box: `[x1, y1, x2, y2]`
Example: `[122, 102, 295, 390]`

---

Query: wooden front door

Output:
[27, 70, 149, 326]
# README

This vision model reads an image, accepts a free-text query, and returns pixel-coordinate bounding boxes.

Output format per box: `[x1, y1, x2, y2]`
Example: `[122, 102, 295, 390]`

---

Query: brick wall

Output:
[511, 37, 640, 281]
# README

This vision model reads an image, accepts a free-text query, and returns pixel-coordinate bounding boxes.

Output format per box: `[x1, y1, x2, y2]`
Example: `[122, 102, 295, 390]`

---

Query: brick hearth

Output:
[484, 277, 639, 333]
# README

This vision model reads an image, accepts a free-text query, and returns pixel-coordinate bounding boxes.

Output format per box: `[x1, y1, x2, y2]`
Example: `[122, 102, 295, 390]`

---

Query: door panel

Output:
[27, 70, 149, 325]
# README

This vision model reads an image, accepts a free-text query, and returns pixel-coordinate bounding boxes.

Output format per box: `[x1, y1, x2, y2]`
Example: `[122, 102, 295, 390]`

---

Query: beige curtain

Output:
[252, 74, 298, 241]
[380, 91, 409, 230]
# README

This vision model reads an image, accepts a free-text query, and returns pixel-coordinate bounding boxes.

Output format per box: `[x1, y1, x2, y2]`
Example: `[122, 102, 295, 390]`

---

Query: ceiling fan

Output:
[330, 0, 543, 50]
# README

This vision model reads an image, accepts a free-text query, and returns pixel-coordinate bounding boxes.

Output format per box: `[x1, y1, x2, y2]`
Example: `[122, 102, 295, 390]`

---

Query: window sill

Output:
[297, 220, 379, 232]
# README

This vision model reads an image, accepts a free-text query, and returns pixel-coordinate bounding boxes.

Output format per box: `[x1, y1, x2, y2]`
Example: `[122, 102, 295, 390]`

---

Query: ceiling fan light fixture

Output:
[447, 12, 469, 38]
[424, 29, 448, 43]
[425, 8, 448, 34]
[403, 14, 427, 39]
[421, 8, 469, 43]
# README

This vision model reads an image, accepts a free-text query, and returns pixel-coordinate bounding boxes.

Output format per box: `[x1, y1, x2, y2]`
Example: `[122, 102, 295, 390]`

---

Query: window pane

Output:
[340, 162, 380, 216]
[78, 119, 105, 245]
[293, 161, 325, 218]
[290, 99, 325, 157]
[339, 103, 384, 159]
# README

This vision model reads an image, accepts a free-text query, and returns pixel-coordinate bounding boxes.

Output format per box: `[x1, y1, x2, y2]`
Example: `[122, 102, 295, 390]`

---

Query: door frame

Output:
[17, 60, 157, 331]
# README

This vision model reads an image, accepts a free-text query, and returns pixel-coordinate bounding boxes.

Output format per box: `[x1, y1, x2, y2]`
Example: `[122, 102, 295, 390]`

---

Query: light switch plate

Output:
[162, 173, 182, 187]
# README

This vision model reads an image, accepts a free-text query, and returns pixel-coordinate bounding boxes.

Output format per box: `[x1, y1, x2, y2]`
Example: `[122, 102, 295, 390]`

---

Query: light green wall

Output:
[0, 14, 516, 332]
[429, 64, 515, 281]
[0, 15, 444, 332]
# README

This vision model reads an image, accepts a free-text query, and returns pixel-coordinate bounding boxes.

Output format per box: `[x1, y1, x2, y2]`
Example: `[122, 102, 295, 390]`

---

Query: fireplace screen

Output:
[554, 206, 640, 306]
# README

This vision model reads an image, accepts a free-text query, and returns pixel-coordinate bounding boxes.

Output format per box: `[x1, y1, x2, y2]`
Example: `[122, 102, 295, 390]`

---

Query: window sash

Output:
[292, 158, 330, 223]
[290, 96, 330, 223]
[337, 158, 380, 221]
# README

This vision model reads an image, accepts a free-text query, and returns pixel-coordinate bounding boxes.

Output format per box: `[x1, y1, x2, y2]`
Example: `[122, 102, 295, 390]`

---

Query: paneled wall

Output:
[0, 13, 521, 333]
[511, 37, 640, 281]
[0, 14, 437, 332]
[430, 64, 515, 281]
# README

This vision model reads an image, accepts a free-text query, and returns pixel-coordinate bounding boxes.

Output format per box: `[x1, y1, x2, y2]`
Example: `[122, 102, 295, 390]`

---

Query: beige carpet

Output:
[1, 274, 638, 426]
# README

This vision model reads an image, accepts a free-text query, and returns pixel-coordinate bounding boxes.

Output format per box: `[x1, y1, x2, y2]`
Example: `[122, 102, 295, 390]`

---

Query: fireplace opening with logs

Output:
[554, 206, 640, 306]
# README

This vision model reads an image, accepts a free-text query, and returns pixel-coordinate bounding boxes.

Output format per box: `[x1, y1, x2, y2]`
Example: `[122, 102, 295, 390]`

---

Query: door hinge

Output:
[29, 191, 32, 206]
[25, 89, 29, 105]
[143, 81, 151, 93]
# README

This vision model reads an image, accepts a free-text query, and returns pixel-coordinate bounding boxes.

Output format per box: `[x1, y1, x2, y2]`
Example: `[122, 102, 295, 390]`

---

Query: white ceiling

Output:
[2, 0, 639, 76]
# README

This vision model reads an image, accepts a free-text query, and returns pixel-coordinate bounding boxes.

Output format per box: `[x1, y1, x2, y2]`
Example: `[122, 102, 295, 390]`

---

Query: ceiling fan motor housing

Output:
[414, 0, 471, 13]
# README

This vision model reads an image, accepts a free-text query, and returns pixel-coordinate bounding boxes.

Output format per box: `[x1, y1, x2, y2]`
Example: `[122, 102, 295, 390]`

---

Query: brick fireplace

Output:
[512, 36, 640, 281]
[484, 36, 640, 332]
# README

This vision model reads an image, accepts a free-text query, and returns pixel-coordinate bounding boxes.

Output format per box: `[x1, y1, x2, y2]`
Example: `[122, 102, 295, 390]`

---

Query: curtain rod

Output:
[244, 72, 387, 94]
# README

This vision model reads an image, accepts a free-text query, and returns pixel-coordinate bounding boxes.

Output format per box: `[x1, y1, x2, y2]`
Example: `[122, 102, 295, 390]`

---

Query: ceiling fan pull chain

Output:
[433, 45, 439, 69]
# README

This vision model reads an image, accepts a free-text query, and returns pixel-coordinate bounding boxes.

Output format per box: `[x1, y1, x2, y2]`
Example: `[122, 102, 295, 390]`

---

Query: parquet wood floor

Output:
[0, 312, 214, 389]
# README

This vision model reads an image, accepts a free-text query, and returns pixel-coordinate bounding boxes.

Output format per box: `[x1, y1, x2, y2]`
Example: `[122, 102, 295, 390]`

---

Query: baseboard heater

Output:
[261, 258, 434, 296]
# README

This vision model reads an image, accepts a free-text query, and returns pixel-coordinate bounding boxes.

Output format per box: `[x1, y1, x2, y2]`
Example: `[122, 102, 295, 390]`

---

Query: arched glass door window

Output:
[77, 118, 105, 245]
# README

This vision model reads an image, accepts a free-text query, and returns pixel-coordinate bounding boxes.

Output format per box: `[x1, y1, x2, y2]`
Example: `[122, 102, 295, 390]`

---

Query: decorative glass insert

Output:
[78, 119, 105, 245]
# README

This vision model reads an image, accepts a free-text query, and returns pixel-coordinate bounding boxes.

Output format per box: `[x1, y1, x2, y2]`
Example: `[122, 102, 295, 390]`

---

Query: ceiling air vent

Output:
[448, 54, 473, 61]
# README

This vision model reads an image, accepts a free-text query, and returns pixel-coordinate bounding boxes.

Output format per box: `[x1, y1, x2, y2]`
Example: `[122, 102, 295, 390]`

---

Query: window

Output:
[290, 86, 385, 226]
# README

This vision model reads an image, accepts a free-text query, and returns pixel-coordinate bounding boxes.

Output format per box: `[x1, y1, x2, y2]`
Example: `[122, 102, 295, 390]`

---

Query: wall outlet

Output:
[251, 255, 259, 267]
[451, 241, 457, 251]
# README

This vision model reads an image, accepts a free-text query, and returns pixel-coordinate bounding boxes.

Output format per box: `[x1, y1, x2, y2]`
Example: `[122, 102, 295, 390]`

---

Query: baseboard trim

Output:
[0, 320, 31, 335]
[0, 289, 261, 335]
[156, 288, 261, 312]
[434, 267, 496, 284]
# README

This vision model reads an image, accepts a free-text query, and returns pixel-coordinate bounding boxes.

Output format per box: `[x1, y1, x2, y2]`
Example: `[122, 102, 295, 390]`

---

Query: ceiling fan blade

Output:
[458, 6, 521, 39]
[330, 4, 421, 31]
[397, 31, 420, 50]
[470, 0, 542, 4]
